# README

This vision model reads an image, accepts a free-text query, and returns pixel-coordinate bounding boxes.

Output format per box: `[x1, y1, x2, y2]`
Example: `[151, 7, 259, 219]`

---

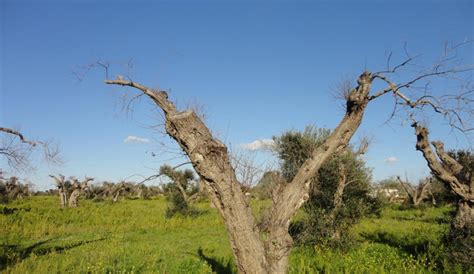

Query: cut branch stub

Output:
[104, 79, 176, 114]
[431, 141, 464, 176]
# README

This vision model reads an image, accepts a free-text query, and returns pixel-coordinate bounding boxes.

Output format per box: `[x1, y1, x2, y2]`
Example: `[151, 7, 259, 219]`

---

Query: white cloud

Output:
[240, 139, 275, 151]
[384, 156, 398, 164]
[123, 135, 150, 144]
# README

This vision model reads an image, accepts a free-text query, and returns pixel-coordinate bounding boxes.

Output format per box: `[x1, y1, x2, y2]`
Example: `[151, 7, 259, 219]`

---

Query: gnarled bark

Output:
[68, 176, 93, 207]
[105, 71, 373, 273]
[412, 122, 473, 232]
[49, 174, 68, 208]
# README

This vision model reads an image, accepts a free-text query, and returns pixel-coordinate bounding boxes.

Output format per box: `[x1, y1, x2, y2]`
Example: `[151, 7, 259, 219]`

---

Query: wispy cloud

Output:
[384, 156, 398, 164]
[240, 139, 275, 151]
[124, 135, 150, 144]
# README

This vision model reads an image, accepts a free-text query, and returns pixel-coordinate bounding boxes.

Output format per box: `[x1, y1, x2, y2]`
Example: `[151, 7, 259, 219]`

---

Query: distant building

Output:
[371, 186, 406, 203]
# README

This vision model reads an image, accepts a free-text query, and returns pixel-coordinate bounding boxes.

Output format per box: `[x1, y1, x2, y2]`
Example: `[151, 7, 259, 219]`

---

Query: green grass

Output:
[0, 197, 461, 273]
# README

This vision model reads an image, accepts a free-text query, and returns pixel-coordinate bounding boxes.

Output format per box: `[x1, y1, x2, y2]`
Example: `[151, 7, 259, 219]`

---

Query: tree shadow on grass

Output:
[0, 237, 107, 270]
[360, 231, 431, 256]
[197, 247, 234, 274]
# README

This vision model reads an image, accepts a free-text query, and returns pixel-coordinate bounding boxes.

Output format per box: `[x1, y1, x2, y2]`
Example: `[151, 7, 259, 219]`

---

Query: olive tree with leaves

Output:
[160, 165, 200, 217]
[273, 126, 377, 245]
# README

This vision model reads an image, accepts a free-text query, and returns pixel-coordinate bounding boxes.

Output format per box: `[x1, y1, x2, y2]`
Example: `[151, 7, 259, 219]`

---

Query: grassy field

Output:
[0, 196, 462, 273]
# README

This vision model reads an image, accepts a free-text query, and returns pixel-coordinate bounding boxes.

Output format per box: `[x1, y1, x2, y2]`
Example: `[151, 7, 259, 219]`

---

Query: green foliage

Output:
[160, 165, 200, 218]
[274, 125, 380, 246]
[165, 189, 200, 218]
[430, 179, 458, 205]
[443, 149, 473, 269]
[426, 149, 473, 206]
[351, 205, 468, 271]
[273, 126, 330, 181]
[447, 149, 473, 181]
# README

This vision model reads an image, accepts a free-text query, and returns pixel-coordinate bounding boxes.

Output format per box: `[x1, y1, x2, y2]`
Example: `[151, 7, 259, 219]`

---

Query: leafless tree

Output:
[49, 174, 68, 208]
[103, 43, 472, 273]
[231, 149, 269, 195]
[105, 71, 373, 273]
[68, 176, 93, 207]
[365, 42, 473, 264]
[0, 127, 62, 171]
[412, 124, 473, 225]
[397, 176, 432, 206]
[111, 181, 136, 202]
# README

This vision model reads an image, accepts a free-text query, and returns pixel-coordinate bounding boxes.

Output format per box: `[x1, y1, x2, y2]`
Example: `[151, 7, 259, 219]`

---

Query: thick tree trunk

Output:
[453, 201, 474, 232]
[67, 177, 92, 208]
[59, 191, 67, 208]
[106, 71, 373, 273]
[412, 123, 474, 264]
[333, 165, 347, 211]
[68, 189, 80, 207]
[450, 201, 474, 265]
[49, 175, 68, 208]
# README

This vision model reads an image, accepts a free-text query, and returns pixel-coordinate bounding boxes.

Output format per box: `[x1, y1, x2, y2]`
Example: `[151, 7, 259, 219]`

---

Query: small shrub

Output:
[165, 190, 200, 218]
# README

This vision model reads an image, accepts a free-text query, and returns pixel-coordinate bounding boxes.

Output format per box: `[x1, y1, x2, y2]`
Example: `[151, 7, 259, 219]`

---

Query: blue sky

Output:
[1, 0, 473, 190]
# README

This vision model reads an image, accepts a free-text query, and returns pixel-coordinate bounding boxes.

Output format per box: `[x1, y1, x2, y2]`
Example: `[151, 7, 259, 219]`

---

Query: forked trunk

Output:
[106, 71, 373, 273]
[412, 123, 474, 265]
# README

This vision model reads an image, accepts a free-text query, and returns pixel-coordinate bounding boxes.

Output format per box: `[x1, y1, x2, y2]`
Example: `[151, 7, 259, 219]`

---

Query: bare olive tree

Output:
[104, 71, 374, 273]
[49, 174, 68, 208]
[397, 176, 432, 207]
[68, 176, 93, 207]
[412, 124, 473, 225]
[111, 181, 125, 202]
[102, 43, 472, 273]
[365, 42, 474, 265]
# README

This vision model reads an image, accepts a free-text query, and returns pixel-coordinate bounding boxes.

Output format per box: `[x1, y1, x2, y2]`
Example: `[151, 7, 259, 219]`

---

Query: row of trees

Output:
[49, 175, 93, 207]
